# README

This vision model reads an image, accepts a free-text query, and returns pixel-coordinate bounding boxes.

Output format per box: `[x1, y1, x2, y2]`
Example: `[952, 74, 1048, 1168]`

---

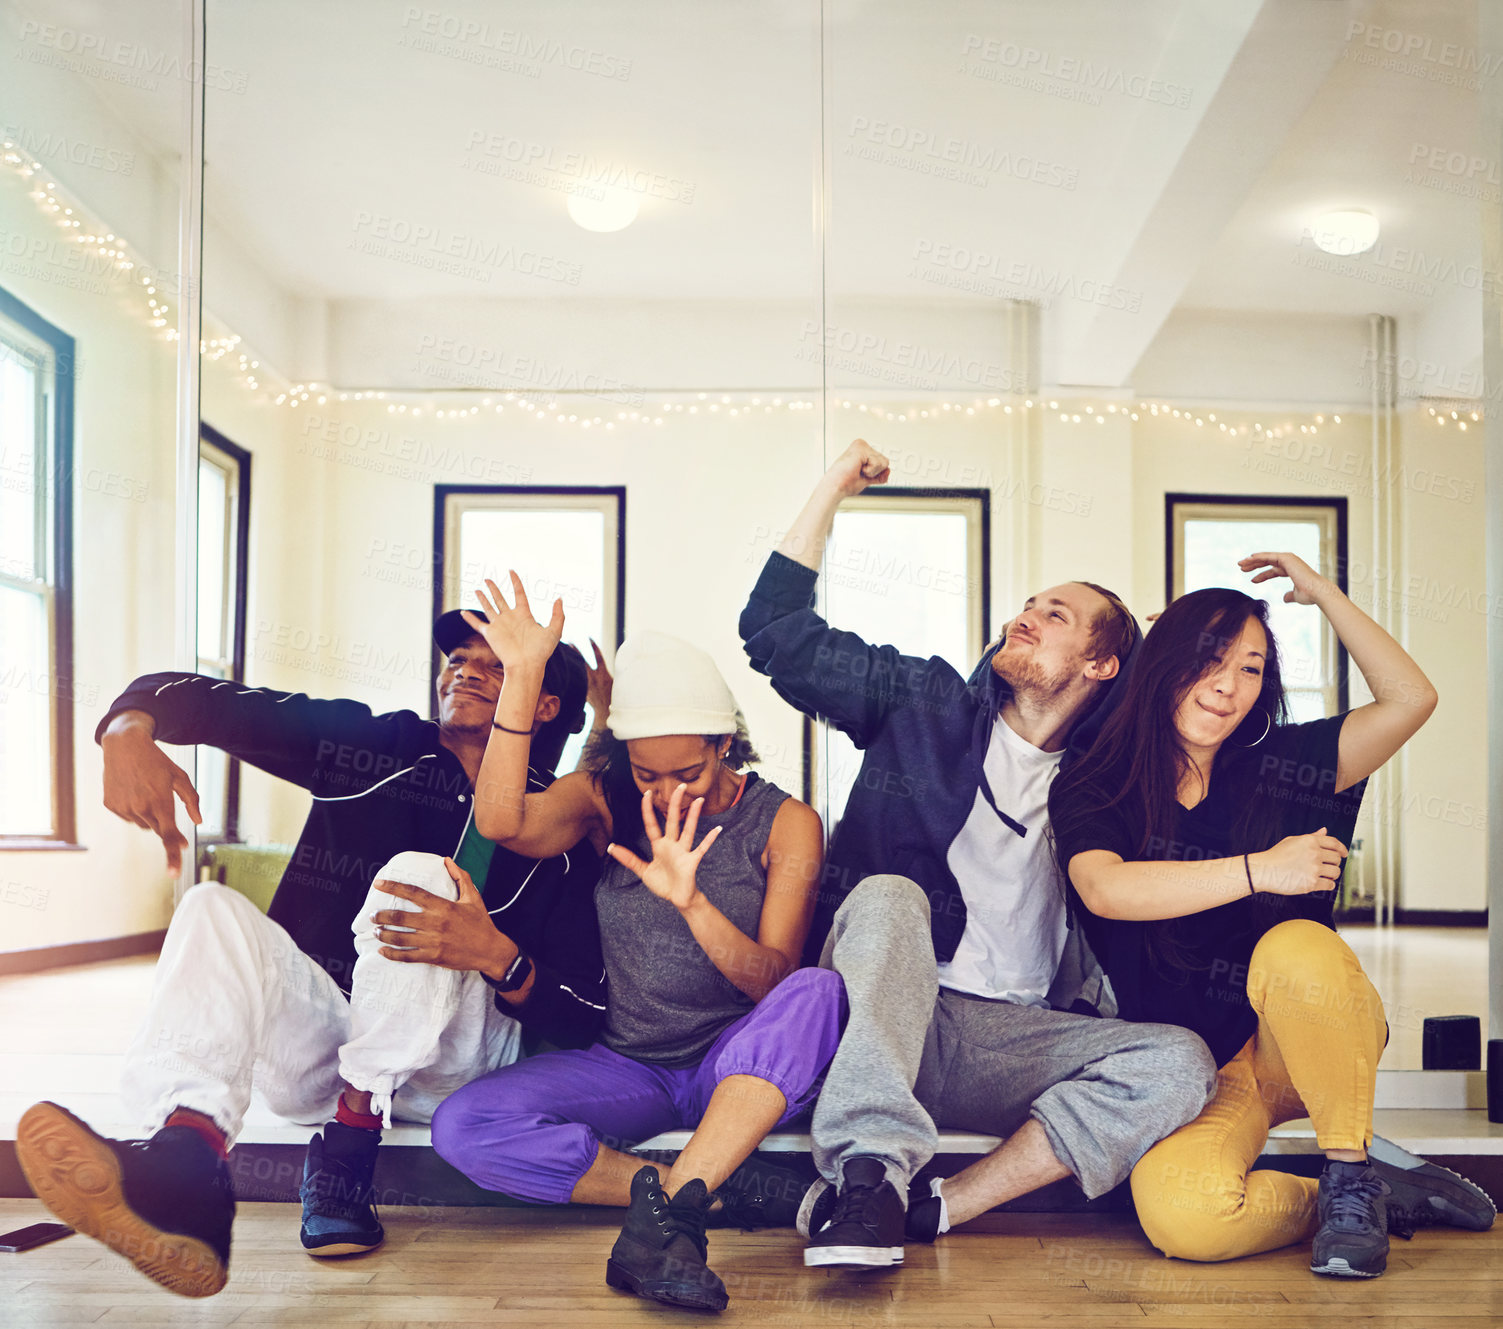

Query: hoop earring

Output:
[1235, 706, 1272, 747]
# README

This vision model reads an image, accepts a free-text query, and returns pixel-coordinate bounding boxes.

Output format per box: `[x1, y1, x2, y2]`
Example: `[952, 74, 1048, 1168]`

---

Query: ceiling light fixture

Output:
[1310, 208, 1379, 256]
[567, 184, 638, 233]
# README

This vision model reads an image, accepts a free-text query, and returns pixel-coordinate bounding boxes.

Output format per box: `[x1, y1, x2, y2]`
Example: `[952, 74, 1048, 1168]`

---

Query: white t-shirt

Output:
[934, 715, 1067, 1005]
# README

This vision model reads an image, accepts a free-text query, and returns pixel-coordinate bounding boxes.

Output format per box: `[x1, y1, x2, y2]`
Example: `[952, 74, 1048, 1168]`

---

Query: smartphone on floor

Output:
[0, 1222, 75, 1252]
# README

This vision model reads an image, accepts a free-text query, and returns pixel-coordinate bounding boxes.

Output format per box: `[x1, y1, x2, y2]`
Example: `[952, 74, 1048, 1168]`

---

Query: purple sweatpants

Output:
[431, 966, 847, 1202]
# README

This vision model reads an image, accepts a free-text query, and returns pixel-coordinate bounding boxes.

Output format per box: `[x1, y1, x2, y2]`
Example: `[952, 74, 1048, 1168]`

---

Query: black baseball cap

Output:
[433, 609, 589, 733]
[434, 607, 488, 657]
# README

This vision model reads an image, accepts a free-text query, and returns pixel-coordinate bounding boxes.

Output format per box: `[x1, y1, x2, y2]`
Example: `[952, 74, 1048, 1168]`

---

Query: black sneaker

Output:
[708, 1151, 821, 1231]
[16, 1100, 233, 1298]
[299, 1123, 385, 1256]
[1310, 1158, 1390, 1278]
[605, 1166, 728, 1312]
[798, 1174, 941, 1245]
[795, 1175, 834, 1239]
[803, 1156, 905, 1268]
[1367, 1135, 1497, 1237]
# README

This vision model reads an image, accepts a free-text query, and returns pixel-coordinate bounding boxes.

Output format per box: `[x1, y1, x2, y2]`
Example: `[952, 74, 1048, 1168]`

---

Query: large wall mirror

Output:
[2, 0, 1496, 1101]
[813, 0, 1494, 1074]
[1, 0, 198, 959]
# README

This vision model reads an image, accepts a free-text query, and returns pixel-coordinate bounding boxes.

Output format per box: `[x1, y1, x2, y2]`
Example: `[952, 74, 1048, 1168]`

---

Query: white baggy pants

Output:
[120, 852, 522, 1143]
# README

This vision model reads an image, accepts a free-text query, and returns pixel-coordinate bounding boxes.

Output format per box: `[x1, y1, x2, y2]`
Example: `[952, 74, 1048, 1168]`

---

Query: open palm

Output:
[606, 784, 722, 911]
[461, 572, 564, 669]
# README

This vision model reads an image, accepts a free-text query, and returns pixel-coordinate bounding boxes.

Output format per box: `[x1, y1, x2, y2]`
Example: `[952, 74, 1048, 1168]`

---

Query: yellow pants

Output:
[1130, 918, 1387, 1262]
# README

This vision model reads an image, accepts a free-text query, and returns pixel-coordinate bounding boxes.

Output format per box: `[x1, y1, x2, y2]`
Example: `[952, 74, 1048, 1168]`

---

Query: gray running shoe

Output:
[1310, 1158, 1389, 1278]
[1367, 1135, 1496, 1237]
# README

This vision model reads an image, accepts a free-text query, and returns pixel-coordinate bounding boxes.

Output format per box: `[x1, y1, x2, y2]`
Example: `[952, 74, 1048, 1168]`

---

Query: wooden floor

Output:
[3, 1198, 1500, 1328]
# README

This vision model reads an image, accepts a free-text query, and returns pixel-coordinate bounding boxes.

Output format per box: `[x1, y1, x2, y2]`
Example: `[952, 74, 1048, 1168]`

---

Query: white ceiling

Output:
[11, 0, 1491, 394]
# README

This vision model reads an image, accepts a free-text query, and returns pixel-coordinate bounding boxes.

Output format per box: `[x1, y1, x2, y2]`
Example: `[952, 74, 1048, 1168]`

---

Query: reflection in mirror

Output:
[820, 0, 1492, 1071]
[195, 0, 825, 903]
[0, 0, 197, 954]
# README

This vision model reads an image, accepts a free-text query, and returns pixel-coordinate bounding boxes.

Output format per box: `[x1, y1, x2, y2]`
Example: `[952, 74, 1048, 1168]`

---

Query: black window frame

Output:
[1165, 492, 1350, 715]
[0, 284, 77, 849]
[803, 485, 992, 806]
[195, 422, 252, 844]
[431, 484, 627, 707]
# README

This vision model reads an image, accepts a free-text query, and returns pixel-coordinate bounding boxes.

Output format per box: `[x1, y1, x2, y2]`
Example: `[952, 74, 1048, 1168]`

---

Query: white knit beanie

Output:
[607, 631, 741, 741]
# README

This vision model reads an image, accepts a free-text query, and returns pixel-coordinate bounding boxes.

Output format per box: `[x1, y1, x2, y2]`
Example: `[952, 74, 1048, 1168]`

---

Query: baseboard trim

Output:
[0, 930, 166, 976]
[1337, 908, 1488, 927]
[5, 1140, 1497, 1209]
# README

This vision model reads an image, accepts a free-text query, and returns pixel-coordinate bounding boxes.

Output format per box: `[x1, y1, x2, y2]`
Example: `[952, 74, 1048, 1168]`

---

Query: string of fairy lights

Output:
[1, 144, 1482, 439]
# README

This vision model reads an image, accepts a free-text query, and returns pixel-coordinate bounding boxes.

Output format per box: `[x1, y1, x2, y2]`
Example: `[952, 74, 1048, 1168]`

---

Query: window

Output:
[195, 426, 251, 840]
[1166, 494, 1348, 719]
[0, 289, 75, 844]
[436, 486, 625, 772]
[813, 488, 989, 826]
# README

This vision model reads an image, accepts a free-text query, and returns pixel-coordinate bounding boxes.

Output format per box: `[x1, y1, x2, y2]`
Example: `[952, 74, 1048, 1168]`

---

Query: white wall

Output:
[184, 380, 1493, 917]
[1, 162, 181, 949]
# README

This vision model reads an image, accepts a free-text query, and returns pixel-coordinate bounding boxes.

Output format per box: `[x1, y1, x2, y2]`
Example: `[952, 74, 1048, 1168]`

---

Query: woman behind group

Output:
[427, 576, 843, 1313]
[1050, 551, 1494, 1279]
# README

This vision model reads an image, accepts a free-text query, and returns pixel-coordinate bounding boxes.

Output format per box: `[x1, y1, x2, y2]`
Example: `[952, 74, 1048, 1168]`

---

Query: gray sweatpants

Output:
[812, 875, 1217, 1200]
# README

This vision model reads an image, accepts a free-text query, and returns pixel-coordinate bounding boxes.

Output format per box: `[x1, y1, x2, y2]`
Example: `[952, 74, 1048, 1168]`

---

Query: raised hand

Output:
[585, 639, 613, 730]
[605, 784, 723, 911]
[101, 711, 202, 874]
[1240, 552, 1329, 606]
[825, 438, 892, 499]
[1250, 829, 1349, 895]
[460, 572, 564, 670]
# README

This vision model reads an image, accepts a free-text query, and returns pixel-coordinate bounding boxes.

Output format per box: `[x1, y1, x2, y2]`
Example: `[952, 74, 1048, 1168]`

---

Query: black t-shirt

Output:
[1054, 714, 1366, 1066]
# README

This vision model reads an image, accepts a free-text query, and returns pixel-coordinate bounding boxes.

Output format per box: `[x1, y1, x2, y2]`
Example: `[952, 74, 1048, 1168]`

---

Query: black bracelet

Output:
[1243, 852, 1256, 895]
[491, 719, 531, 735]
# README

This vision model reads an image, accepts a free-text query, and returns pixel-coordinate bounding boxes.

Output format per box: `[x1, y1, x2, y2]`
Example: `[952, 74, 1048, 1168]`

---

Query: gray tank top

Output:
[598, 773, 790, 1068]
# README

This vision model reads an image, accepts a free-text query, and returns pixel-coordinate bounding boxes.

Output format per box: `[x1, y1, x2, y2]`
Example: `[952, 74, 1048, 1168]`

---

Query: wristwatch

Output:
[486, 951, 534, 994]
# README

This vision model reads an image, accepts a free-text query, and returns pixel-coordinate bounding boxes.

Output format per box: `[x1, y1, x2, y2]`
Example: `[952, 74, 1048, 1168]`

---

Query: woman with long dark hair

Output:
[1050, 551, 1494, 1278]
[426, 576, 842, 1313]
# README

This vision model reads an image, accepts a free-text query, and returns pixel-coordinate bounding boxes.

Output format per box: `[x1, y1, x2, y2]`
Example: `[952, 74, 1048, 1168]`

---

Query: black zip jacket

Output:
[740, 553, 1139, 1010]
[97, 673, 606, 1048]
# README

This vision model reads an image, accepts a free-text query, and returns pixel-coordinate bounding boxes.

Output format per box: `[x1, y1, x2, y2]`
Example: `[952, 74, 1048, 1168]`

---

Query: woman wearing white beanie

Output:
[426, 575, 845, 1313]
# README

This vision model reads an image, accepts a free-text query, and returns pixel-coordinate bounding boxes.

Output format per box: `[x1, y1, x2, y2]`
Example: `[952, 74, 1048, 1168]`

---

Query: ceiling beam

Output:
[1049, 0, 1364, 390]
